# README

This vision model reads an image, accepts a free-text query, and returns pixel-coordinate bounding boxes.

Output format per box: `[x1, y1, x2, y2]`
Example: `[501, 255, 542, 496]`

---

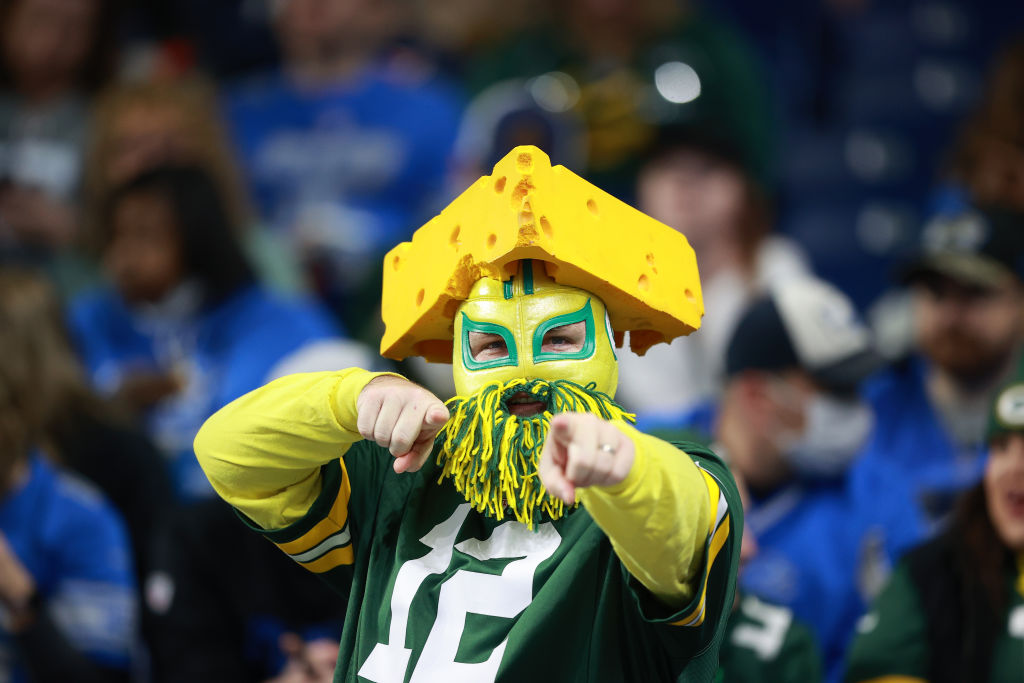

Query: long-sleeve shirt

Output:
[195, 369, 742, 682]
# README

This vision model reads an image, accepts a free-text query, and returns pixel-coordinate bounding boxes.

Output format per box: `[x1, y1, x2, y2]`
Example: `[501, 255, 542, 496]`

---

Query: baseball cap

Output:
[902, 206, 1024, 289]
[725, 277, 885, 394]
[986, 375, 1024, 441]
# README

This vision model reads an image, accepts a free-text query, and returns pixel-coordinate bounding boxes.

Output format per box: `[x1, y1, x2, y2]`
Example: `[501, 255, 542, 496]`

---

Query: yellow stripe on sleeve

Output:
[275, 457, 355, 572]
[672, 467, 730, 627]
[277, 459, 352, 555]
[580, 425, 714, 607]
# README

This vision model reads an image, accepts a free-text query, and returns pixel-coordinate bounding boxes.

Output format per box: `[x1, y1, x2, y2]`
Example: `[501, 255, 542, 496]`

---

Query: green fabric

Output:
[460, 313, 520, 370]
[719, 593, 823, 683]
[532, 298, 596, 363]
[245, 439, 740, 682]
[844, 563, 930, 682]
[991, 583, 1024, 683]
[845, 560, 1024, 683]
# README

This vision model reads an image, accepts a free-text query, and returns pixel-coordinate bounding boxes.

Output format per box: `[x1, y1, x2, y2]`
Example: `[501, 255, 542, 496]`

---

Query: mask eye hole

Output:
[540, 321, 586, 354]
[468, 331, 510, 361]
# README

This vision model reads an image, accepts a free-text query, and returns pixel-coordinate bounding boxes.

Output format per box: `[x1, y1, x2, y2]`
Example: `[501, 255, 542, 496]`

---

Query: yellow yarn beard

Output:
[435, 378, 635, 529]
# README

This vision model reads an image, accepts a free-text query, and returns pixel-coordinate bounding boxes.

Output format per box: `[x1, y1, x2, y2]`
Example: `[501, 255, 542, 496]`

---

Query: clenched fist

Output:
[356, 375, 449, 473]
[538, 413, 636, 504]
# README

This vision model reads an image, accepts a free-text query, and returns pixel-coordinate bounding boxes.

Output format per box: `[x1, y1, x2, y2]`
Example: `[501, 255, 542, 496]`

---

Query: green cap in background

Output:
[987, 376, 1024, 441]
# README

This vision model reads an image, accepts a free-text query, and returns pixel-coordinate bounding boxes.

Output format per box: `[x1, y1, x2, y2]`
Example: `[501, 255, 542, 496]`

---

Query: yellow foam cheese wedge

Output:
[381, 145, 704, 362]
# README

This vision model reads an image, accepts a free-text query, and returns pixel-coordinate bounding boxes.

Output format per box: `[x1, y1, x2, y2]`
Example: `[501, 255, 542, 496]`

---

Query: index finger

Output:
[538, 437, 575, 505]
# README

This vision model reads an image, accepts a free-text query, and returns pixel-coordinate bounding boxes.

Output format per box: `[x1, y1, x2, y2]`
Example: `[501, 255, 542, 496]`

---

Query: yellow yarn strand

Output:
[435, 378, 636, 529]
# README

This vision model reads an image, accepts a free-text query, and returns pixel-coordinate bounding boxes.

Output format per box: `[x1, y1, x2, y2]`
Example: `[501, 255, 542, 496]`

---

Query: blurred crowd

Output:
[2, 0, 1024, 681]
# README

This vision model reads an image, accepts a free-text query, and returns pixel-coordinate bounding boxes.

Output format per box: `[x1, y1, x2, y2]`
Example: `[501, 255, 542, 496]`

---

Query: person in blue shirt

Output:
[223, 0, 463, 336]
[0, 267, 137, 683]
[68, 165, 374, 499]
[714, 275, 924, 682]
[860, 205, 1024, 530]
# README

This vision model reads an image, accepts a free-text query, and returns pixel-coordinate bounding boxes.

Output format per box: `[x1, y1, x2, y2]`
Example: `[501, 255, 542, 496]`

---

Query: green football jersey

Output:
[719, 593, 823, 683]
[241, 440, 741, 683]
[845, 561, 1024, 683]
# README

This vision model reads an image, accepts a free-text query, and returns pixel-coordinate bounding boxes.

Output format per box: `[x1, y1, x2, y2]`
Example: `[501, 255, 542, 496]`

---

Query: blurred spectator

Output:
[0, 0, 116, 295]
[0, 269, 137, 681]
[147, 499, 346, 683]
[617, 125, 810, 422]
[716, 276, 923, 681]
[861, 206, 1024, 529]
[0, 267, 171, 589]
[67, 165, 375, 499]
[84, 76, 306, 295]
[464, 0, 774, 199]
[411, 0, 542, 74]
[224, 0, 463, 339]
[946, 36, 1024, 212]
[845, 374, 1024, 683]
[719, 468, 823, 683]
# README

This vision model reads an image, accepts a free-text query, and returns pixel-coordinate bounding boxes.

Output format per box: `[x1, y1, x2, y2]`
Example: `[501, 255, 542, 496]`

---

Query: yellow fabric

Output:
[855, 678, 928, 683]
[193, 368, 396, 530]
[577, 421, 711, 607]
[275, 468, 352, 554]
[672, 470, 727, 626]
[452, 264, 618, 397]
[1016, 552, 1024, 599]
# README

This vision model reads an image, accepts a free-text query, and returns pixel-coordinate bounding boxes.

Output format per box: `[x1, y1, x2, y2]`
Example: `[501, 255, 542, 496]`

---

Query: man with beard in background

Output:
[195, 146, 741, 682]
[862, 206, 1024, 529]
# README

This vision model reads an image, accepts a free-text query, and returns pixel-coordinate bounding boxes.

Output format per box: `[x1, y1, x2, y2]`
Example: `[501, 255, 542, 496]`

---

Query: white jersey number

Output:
[358, 504, 561, 683]
[730, 594, 792, 661]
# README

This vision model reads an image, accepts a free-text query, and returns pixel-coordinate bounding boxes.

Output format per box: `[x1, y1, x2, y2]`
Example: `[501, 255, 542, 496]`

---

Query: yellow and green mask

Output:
[453, 259, 618, 397]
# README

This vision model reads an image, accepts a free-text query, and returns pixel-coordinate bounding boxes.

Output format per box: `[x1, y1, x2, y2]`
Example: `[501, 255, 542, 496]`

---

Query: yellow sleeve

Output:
[194, 368, 398, 529]
[577, 421, 714, 607]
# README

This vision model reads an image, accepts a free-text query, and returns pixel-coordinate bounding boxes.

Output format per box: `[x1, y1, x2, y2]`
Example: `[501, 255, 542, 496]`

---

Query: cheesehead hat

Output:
[380, 146, 704, 363]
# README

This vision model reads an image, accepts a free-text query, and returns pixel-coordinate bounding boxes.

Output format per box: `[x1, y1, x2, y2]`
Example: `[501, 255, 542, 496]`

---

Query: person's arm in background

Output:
[263, 633, 339, 683]
[0, 529, 133, 683]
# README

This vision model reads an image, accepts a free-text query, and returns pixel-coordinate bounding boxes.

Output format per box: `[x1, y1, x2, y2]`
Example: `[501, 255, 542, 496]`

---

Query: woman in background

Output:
[845, 374, 1024, 683]
[68, 165, 373, 499]
[82, 76, 305, 294]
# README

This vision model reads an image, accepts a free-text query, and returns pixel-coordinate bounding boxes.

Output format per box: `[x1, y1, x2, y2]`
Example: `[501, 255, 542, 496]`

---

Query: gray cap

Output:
[726, 277, 885, 393]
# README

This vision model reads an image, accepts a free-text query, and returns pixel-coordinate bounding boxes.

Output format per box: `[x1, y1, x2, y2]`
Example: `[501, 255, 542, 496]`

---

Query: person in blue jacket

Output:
[0, 269, 137, 683]
[223, 0, 463, 334]
[68, 164, 374, 499]
[714, 275, 924, 682]
[860, 205, 1024, 530]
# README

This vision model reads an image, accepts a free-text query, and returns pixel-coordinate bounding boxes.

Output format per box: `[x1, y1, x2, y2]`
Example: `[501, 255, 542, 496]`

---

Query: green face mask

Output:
[452, 260, 619, 398]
